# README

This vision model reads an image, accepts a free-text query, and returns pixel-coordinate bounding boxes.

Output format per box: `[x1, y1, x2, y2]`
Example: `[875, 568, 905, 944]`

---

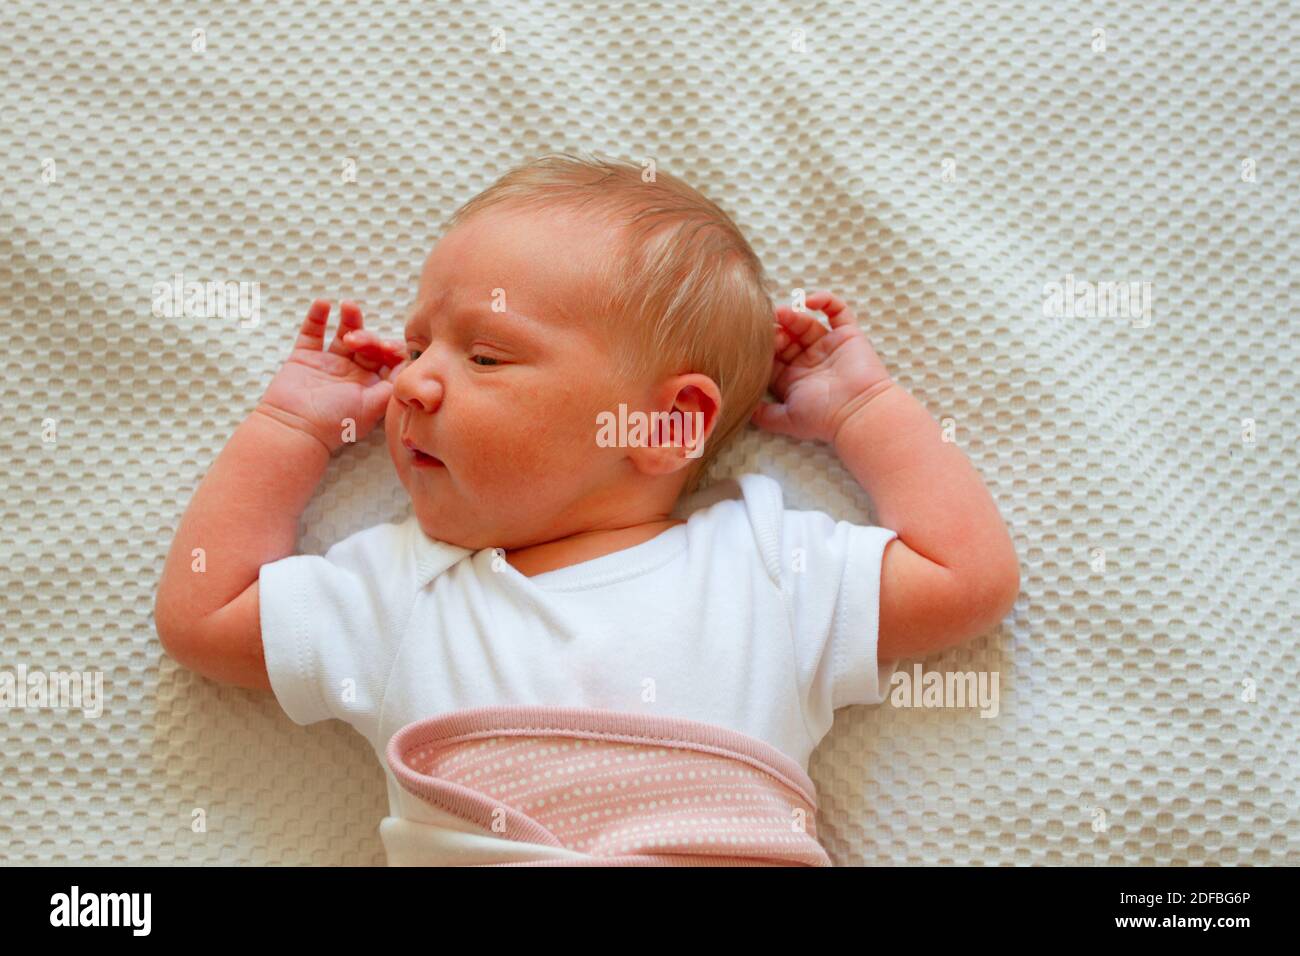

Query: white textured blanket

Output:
[2, 0, 1295, 865]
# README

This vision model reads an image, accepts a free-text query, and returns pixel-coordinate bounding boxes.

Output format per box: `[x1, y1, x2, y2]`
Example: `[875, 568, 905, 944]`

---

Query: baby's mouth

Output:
[410, 448, 445, 469]
[402, 434, 445, 469]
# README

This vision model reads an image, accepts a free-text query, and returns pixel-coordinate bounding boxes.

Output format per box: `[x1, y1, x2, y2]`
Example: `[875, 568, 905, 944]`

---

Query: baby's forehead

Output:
[412, 210, 622, 329]
[401, 271, 605, 346]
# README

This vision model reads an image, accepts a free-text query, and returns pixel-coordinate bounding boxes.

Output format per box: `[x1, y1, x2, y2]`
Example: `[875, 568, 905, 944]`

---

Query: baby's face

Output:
[385, 205, 641, 551]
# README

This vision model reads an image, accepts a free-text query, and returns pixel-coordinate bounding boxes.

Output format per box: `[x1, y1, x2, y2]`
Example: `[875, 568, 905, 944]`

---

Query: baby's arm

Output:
[153, 300, 405, 689]
[752, 291, 1019, 662]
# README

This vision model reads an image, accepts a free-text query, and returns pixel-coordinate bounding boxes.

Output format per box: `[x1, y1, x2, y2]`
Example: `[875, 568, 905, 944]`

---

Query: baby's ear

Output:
[625, 375, 721, 478]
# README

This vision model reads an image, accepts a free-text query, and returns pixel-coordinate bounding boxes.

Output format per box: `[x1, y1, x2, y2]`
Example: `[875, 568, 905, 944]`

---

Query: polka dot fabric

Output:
[1, 1, 1295, 864]
[390, 727, 830, 865]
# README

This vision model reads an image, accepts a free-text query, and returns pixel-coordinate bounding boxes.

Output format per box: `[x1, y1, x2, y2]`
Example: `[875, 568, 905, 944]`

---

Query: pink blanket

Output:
[385, 705, 832, 866]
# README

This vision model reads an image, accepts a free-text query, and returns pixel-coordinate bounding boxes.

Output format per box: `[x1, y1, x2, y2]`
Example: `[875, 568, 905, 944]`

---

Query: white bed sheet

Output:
[1, 0, 1295, 864]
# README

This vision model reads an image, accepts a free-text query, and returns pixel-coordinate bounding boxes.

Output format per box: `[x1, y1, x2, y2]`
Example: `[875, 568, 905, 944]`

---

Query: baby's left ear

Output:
[623, 374, 721, 477]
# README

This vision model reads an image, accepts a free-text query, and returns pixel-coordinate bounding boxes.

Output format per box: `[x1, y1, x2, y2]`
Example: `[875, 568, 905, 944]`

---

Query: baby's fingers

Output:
[802, 290, 858, 330]
[328, 301, 366, 357]
[293, 299, 332, 350]
[750, 400, 798, 438]
[766, 348, 790, 392]
[774, 306, 825, 361]
[342, 328, 406, 373]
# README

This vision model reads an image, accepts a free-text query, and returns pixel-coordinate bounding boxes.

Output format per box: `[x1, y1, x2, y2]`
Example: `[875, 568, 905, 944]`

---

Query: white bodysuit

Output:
[258, 472, 898, 864]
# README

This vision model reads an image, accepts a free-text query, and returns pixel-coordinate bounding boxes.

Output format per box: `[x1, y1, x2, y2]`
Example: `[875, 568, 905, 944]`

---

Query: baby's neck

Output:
[502, 519, 684, 578]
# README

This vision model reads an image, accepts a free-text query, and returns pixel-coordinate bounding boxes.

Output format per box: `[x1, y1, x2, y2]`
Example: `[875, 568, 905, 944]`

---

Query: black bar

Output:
[0, 865, 1281, 940]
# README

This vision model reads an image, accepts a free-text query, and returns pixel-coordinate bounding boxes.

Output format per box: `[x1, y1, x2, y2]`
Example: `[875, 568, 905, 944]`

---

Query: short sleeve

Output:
[258, 519, 425, 741]
[780, 508, 900, 721]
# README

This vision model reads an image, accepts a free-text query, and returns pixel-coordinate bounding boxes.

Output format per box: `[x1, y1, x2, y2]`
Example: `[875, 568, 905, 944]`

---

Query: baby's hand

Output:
[255, 300, 406, 453]
[750, 291, 894, 444]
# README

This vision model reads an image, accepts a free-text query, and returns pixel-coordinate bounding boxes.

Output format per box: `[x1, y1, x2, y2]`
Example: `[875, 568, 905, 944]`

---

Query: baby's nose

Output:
[394, 363, 443, 413]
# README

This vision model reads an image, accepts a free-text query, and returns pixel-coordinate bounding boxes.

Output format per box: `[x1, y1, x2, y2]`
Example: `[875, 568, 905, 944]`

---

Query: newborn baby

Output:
[154, 153, 1019, 866]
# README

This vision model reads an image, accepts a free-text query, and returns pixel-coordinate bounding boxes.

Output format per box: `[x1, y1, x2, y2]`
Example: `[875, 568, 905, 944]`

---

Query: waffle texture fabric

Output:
[1, 1, 1295, 865]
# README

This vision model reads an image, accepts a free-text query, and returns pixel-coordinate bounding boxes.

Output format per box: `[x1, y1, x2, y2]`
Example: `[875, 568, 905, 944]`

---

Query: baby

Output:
[154, 153, 1019, 866]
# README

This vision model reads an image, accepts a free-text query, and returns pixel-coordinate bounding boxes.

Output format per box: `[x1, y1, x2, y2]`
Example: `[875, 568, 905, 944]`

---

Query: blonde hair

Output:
[442, 151, 776, 497]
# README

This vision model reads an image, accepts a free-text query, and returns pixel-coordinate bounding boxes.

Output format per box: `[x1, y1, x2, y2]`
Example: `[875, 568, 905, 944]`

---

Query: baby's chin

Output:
[407, 496, 489, 550]
[409, 504, 465, 548]
[408, 491, 554, 554]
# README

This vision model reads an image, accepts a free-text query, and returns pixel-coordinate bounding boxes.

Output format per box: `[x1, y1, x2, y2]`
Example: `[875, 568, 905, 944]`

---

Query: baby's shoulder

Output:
[321, 514, 473, 591]
[676, 473, 787, 582]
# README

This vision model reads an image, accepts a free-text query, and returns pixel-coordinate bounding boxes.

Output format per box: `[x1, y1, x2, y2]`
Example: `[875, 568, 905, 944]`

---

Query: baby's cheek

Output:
[383, 401, 406, 463]
[530, 412, 589, 466]
[470, 430, 558, 496]
[384, 393, 403, 431]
